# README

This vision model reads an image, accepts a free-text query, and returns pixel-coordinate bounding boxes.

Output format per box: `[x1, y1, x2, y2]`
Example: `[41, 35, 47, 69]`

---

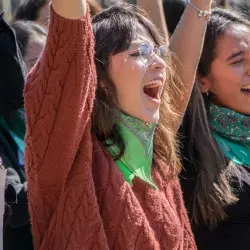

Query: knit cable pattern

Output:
[24, 7, 196, 250]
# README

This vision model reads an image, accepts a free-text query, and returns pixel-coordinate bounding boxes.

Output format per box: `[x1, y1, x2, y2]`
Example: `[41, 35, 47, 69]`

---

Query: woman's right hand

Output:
[52, 0, 87, 19]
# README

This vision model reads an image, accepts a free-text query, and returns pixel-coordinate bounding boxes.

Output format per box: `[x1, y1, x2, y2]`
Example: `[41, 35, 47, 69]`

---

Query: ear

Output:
[196, 74, 212, 94]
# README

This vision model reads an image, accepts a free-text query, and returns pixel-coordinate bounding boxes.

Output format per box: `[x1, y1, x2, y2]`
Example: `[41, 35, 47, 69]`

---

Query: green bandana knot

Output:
[106, 112, 158, 189]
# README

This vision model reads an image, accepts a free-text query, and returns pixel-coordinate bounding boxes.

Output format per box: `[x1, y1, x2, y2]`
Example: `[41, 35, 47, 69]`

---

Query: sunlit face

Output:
[108, 25, 167, 123]
[201, 24, 250, 115]
[23, 36, 46, 71]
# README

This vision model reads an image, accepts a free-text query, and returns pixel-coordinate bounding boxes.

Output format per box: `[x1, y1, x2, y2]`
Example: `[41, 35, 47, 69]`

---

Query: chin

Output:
[138, 109, 160, 124]
[120, 107, 160, 124]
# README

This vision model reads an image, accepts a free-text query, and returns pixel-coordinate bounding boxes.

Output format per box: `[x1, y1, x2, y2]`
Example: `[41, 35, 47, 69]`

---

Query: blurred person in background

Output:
[137, 0, 169, 43]
[97, 0, 122, 8]
[230, 0, 250, 20]
[87, 0, 103, 16]
[97, 0, 136, 9]
[11, 21, 47, 71]
[0, 11, 33, 250]
[162, 0, 230, 38]
[163, 0, 186, 36]
[11, 0, 25, 15]
[14, 0, 50, 28]
[213, 0, 229, 7]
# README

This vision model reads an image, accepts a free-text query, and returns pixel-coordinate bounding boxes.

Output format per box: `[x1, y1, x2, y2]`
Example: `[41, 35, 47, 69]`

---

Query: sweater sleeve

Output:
[24, 6, 96, 191]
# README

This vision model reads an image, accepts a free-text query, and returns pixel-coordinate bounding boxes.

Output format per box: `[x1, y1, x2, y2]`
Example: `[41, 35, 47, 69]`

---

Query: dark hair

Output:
[92, 4, 181, 175]
[163, 0, 186, 35]
[11, 20, 47, 57]
[182, 8, 250, 228]
[230, 1, 250, 20]
[212, 0, 230, 8]
[14, 0, 48, 21]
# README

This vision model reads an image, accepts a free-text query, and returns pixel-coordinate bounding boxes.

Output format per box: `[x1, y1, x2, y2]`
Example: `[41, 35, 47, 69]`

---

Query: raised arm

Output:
[168, 0, 212, 131]
[52, 0, 87, 19]
[137, 0, 169, 43]
[24, 0, 96, 191]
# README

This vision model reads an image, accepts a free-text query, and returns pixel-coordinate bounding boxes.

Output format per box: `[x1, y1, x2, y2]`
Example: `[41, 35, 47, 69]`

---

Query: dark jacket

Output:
[0, 11, 33, 250]
[180, 117, 250, 250]
[0, 11, 26, 116]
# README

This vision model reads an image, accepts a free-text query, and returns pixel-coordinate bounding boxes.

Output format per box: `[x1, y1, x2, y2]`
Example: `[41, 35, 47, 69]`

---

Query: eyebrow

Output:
[226, 51, 244, 61]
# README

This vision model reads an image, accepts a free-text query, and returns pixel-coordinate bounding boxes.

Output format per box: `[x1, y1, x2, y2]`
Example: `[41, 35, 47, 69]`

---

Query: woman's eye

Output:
[129, 51, 140, 57]
[231, 59, 244, 65]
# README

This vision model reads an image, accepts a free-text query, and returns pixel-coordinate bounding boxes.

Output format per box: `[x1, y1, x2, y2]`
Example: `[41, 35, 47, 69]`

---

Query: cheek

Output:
[211, 65, 243, 93]
[109, 56, 146, 92]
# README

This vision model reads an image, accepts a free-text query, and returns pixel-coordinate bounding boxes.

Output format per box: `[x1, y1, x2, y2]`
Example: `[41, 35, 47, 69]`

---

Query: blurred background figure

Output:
[96, 0, 135, 8]
[0, 11, 33, 250]
[97, 0, 122, 8]
[213, 0, 229, 7]
[163, 0, 186, 36]
[11, 21, 47, 71]
[11, 0, 25, 15]
[162, 0, 230, 38]
[14, 0, 50, 28]
[0, 158, 6, 250]
[87, 0, 103, 16]
[230, 0, 250, 19]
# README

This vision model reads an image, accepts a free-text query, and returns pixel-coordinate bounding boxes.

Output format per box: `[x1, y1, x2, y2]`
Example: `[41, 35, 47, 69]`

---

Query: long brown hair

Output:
[92, 4, 181, 176]
[181, 8, 250, 228]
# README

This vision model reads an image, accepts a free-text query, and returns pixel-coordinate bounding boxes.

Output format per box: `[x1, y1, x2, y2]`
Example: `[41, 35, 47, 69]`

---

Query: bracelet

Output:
[187, 0, 212, 21]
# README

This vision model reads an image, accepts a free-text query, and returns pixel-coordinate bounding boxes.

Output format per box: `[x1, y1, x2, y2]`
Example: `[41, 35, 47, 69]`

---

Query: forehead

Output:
[216, 24, 250, 59]
[130, 23, 156, 49]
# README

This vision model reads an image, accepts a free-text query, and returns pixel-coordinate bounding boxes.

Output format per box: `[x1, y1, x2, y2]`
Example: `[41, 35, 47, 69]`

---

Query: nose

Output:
[149, 54, 166, 72]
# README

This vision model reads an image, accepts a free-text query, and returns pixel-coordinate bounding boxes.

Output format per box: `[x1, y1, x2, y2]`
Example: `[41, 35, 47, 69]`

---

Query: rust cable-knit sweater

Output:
[24, 7, 197, 250]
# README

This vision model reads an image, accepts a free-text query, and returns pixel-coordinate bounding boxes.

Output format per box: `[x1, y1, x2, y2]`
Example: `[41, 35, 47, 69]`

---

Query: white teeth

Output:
[145, 80, 162, 88]
[241, 85, 250, 90]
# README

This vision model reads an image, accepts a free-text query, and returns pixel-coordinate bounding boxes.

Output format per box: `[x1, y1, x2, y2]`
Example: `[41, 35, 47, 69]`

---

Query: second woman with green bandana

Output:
[180, 8, 250, 250]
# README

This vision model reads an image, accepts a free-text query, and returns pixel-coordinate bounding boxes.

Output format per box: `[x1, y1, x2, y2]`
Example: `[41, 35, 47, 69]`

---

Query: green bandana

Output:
[106, 112, 158, 189]
[208, 103, 250, 166]
[0, 108, 26, 166]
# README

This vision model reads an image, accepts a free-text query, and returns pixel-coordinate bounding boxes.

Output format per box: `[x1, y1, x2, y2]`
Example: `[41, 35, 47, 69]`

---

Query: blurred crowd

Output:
[0, 0, 250, 249]
[5, 0, 250, 73]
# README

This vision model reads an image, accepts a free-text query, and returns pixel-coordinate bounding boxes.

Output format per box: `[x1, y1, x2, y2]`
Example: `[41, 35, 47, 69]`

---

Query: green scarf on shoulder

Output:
[0, 108, 25, 165]
[208, 103, 250, 166]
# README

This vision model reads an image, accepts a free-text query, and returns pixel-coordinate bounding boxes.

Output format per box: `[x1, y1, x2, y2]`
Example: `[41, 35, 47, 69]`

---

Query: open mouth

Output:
[241, 85, 250, 94]
[143, 80, 162, 100]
